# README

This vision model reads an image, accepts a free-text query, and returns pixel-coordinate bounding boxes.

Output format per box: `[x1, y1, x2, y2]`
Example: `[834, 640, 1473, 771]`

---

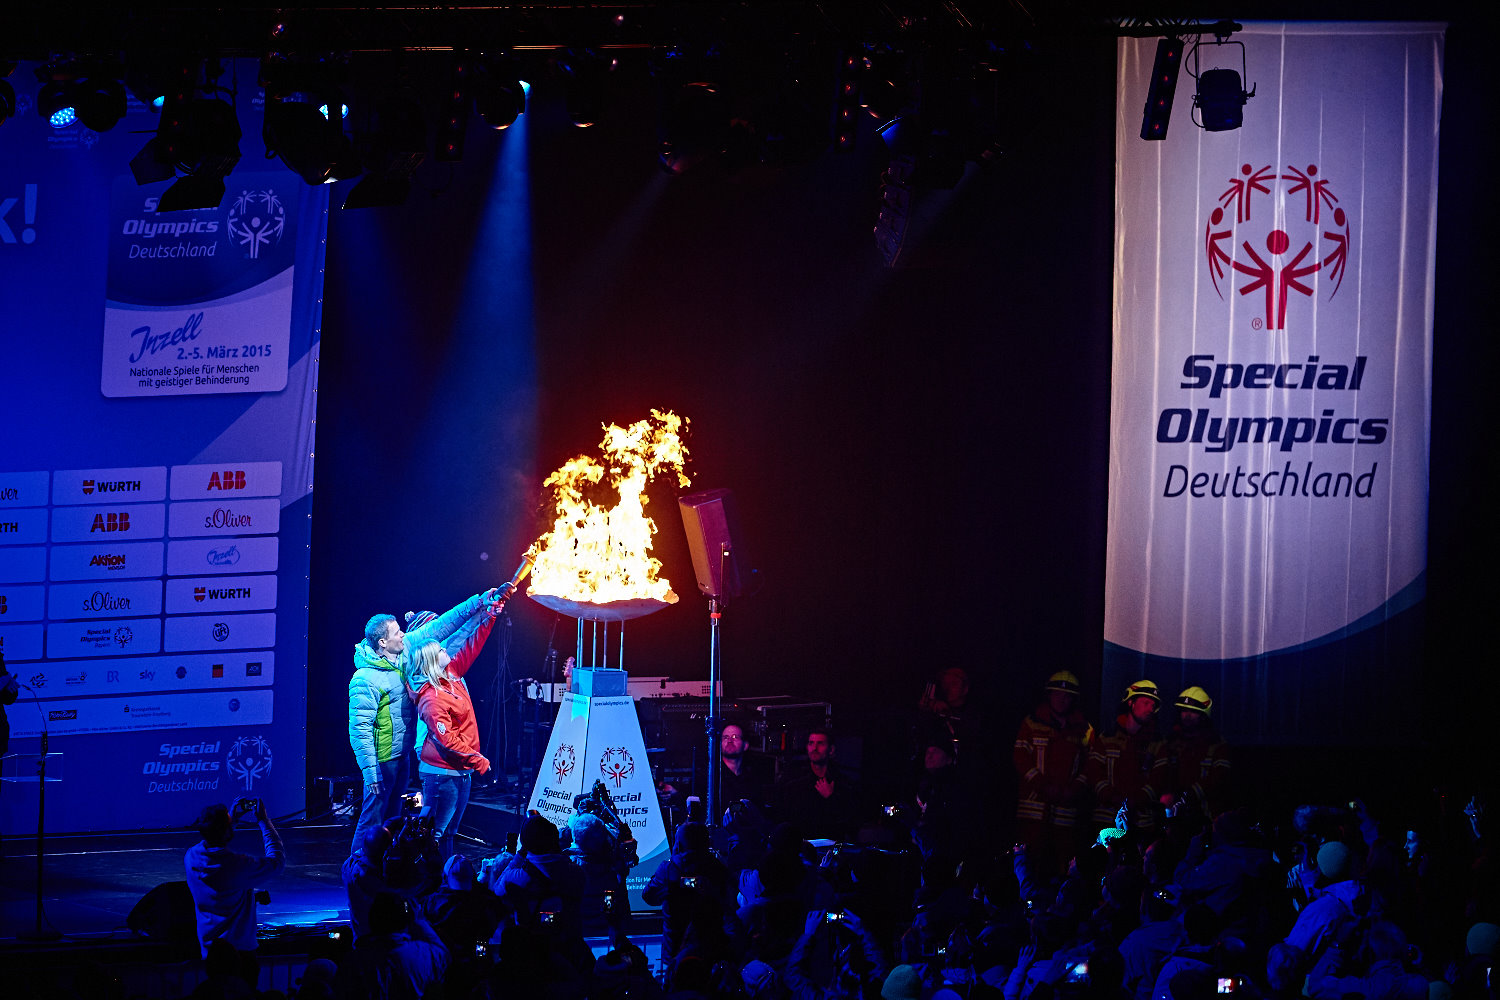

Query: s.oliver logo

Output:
[1203, 162, 1351, 331]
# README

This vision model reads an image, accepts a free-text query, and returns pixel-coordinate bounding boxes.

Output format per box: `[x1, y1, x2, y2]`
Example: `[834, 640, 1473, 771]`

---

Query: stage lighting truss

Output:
[1188, 30, 1254, 133]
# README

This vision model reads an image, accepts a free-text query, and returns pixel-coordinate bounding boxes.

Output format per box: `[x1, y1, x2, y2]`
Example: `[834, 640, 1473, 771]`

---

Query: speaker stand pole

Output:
[705, 594, 723, 829]
[20, 732, 60, 942]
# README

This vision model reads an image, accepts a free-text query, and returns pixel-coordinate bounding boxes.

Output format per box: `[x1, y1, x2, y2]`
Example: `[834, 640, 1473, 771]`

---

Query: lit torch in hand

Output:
[489, 546, 538, 614]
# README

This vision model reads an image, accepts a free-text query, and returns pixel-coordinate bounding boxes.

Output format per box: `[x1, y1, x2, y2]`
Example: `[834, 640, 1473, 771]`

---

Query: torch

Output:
[493, 546, 538, 610]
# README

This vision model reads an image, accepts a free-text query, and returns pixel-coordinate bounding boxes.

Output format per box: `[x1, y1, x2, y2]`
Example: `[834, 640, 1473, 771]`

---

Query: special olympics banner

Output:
[1106, 24, 1444, 744]
[0, 60, 324, 830]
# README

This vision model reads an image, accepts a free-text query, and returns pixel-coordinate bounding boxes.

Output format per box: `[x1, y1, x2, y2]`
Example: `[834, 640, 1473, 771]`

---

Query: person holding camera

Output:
[335, 891, 449, 999]
[184, 796, 285, 958]
[642, 820, 734, 981]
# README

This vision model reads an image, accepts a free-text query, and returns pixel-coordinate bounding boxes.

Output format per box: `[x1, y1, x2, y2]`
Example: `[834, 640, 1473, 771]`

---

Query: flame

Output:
[529, 409, 690, 605]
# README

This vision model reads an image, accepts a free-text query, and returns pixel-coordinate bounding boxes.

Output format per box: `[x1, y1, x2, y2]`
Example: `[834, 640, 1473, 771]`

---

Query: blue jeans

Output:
[352, 753, 410, 856]
[422, 770, 472, 861]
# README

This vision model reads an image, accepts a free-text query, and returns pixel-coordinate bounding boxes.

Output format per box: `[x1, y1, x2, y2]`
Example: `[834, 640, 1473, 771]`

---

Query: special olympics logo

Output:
[552, 744, 576, 782]
[226, 735, 273, 791]
[1203, 162, 1351, 331]
[599, 747, 635, 788]
[227, 189, 286, 260]
[114, 626, 133, 647]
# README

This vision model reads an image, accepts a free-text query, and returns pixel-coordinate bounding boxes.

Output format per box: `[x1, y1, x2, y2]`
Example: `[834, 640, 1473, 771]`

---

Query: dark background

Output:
[306, 15, 1498, 819]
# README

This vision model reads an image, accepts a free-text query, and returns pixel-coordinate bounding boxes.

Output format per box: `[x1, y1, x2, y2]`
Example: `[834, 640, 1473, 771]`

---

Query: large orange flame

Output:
[529, 409, 690, 606]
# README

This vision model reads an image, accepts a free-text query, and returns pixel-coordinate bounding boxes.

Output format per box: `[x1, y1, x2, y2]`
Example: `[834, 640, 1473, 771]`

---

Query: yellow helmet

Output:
[1045, 670, 1082, 695]
[1176, 686, 1213, 715]
[1124, 679, 1161, 704]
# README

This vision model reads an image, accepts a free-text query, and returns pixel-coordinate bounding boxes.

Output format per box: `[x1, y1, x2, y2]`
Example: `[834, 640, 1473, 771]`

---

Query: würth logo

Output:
[194, 587, 206, 602]
[82, 479, 96, 494]
[1203, 162, 1351, 331]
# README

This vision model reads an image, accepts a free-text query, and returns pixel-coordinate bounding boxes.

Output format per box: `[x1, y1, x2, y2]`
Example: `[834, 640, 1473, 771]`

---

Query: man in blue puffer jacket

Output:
[348, 587, 508, 855]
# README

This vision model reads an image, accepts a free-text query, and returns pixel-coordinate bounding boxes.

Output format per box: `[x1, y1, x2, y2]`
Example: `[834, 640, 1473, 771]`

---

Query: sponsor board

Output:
[49, 541, 166, 581]
[0, 584, 46, 622]
[0, 623, 45, 661]
[163, 611, 276, 652]
[50, 503, 166, 544]
[165, 575, 278, 614]
[52, 467, 168, 506]
[170, 462, 283, 501]
[18, 650, 274, 695]
[0, 508, 49, 546]
[167, 536, 279, 577]
[0, 547, 47, 583]
[167, 498, 281, 538]
[0, 472, 50, 509]
[46, 617, 163, 658]
[47, 580, 165, 621]
[9, 689, 274, 738]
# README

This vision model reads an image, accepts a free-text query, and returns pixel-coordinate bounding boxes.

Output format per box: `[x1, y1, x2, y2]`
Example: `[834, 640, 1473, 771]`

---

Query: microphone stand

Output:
[19, 730, 60, 941]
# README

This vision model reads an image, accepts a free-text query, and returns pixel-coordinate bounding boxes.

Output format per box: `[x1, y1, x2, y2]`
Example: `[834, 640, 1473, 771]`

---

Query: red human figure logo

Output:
[1218, 163, 1276, 224]
[599, 747, 635, 787]
[1204, 207, 1235, 295]
[1281, 164, 1339, 225]
[1232, 230, 1323, 330]
[1202, 157, 1352, 329]
[1321, 207, 1350, 295]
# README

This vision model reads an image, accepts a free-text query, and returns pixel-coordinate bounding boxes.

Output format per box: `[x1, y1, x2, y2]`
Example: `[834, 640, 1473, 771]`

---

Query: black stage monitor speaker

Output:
[678, 488, 754, 599]
[127, 879, 197, 943]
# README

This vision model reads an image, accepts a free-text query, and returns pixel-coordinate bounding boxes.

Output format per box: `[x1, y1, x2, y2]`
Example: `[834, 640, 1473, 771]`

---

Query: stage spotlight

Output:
[37, 82, 77, 128]
[1189, 26, 1253, 132]
[74, 77, 127, 132]
[475, 54, 527, 130]
[1139, 37, 1183, 140]
[264, 94, 348, 184]
[560, 48, 608, 127]
[1195, 69, 1249, 131]
[156, 94, 242, 211]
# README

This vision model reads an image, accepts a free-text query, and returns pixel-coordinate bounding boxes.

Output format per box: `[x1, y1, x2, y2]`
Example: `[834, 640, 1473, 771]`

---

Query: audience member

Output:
[184, 796, 286, 958]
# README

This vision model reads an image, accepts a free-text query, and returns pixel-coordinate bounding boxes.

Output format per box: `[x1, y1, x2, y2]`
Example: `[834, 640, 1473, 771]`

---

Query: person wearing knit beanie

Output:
[882, 964, 923, 1000]
[1316, 841, 1355, 882]
[520, 813, 561, 854]
[1466, 921, 1500, 957]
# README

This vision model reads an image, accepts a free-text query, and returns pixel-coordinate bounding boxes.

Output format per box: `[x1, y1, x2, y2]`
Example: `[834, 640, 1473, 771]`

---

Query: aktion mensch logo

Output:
[1203, 162, 1351, 331]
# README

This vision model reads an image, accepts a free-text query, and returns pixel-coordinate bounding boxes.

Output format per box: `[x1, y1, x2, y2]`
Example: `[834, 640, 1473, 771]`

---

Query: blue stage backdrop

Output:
[1106, 23, 1445, 745]
[0, 61, 325, 832]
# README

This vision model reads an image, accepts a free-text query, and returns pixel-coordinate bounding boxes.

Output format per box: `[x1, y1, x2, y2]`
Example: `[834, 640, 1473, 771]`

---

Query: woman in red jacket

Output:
[410, 611, 497, 860]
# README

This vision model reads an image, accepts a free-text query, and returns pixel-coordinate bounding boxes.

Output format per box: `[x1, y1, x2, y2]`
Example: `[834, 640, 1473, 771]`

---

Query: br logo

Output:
[227, 190, 286, 260]
[552, 744, 576, 782]
[227, 735, 273, 791]
[1203, 162, 1351, 331]
[599, 747, 635, 787]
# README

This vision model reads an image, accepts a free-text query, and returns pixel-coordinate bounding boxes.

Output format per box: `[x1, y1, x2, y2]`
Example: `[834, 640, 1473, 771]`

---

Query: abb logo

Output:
[207, 470, 247, 491]
[90, 512, 131, 533]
